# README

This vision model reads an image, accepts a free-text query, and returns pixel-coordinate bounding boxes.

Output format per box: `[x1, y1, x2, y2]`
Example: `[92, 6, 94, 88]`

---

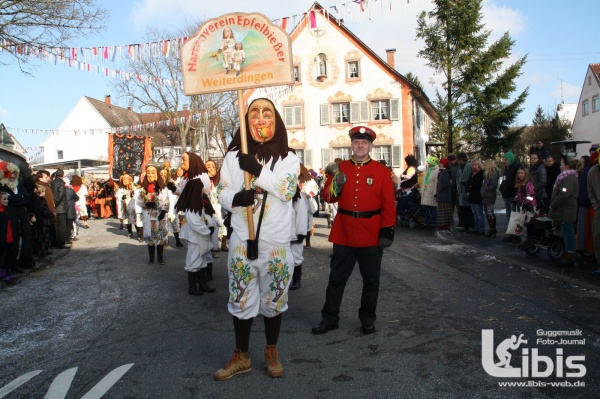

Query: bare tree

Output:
[112, 24, 237, 162]
[0, 0, 108, 72]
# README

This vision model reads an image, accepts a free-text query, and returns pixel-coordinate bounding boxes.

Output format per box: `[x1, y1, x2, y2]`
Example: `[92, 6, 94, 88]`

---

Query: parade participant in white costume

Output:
[137, 165, 170, 264]
[175, 152, 216, 296]
[160, 168, 183, 248]
[116, 174, 135, 238]
[289, 164, 310, 290]
[214, 98, 299, 381]
[132, 174, 145, 242]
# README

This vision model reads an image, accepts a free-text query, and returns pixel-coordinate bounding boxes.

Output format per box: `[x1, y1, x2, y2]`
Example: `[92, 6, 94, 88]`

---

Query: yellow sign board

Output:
[181, 13, 294, 95]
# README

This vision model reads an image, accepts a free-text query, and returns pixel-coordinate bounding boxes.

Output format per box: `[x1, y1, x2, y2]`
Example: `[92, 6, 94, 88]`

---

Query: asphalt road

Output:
[1, 215, 599, 399]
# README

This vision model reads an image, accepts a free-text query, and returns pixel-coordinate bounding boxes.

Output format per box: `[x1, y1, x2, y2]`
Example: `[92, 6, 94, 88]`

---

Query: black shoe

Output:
[157, 257, 165, 265]
[312, 320, 339, 335]
[289, 280, 301, 290]
[362, 323, 376, 335]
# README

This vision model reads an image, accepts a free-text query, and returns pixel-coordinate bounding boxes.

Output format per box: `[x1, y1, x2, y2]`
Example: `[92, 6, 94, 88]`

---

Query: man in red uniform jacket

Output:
[312, 126, 396, 335]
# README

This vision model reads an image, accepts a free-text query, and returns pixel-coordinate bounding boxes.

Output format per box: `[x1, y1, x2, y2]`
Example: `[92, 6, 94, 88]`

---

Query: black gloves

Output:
[296, 234, 306, 242]
[209, 226, 215, 234]
[232, 189, 256, 207]
[121, 195, 126, 200]
[379, 226, 395, 248]
[166, 182, 177, 193]
[145, 201, 157, 209]
[158, 210, 166, 221]
[238, 153, 263, 177]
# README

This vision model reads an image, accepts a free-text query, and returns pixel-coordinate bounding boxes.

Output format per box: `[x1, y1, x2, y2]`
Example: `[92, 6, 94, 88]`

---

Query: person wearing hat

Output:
[587, 147, 600, 275]
[312, 126, 396, 336]
[499, 152, 521, 243]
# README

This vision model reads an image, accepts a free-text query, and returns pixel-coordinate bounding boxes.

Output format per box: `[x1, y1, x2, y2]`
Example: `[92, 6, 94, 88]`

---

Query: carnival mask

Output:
[181, 153, 190, 172]
[248, 99, 276, 143]
[146, 166, 158, 183]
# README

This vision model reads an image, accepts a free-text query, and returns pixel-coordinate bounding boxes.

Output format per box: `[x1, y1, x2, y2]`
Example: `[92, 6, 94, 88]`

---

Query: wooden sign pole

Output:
[237, 89, 255, 240]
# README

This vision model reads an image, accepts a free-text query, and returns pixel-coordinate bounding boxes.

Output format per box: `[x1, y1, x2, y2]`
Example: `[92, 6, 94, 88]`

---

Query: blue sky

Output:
[1, 0, 599, 155]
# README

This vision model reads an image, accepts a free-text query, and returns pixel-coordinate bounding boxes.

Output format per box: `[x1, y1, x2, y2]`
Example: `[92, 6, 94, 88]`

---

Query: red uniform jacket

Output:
[323, 159, 396, 247]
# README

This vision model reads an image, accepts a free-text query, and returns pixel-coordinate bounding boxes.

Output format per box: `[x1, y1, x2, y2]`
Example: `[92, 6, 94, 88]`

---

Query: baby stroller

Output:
[396, 188, 424, 228]
[522, 214, 564, 260]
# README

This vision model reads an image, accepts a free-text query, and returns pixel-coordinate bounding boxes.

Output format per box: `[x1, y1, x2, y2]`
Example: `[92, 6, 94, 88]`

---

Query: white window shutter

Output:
[295, 106, 302, 126]
[321, 148, 331, 167]
[392, 144, 402, 167]
[320, 104, 330, 125]
[304, 148, 313, 167]
[359, 101, 369, 122]
[390, 98, 400, 121]
[350, 102, 360, 123]
[285, 107, 293, 126]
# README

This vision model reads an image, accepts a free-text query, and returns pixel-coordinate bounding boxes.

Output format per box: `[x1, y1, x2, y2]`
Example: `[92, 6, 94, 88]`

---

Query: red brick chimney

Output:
[105, 95, 111, 106]
[385, 49, 396, 70]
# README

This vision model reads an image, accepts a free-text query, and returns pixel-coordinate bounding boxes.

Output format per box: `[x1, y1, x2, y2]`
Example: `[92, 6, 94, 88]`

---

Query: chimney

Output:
[385, 49, 396, 70]
[127, 106, 133, 111]
[183, 104, 189, 111]
[105, 95, 111, 106]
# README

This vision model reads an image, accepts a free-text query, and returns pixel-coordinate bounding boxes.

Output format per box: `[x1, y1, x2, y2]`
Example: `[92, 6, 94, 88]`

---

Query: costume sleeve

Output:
[217, 152, 238, 212]
[295, 197, 309, 236]
[185, 211, 211, 236]
[254, 154, 299, 202]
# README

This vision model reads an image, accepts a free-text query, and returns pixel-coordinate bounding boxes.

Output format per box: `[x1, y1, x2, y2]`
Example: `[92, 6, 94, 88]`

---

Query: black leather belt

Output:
[338, 208, 382, 218]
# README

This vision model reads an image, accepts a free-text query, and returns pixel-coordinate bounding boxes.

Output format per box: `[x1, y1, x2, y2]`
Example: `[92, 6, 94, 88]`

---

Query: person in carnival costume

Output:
[214, 98, 299, 380]
[137, 165, 170, 264]
[173, 152, 216, 295]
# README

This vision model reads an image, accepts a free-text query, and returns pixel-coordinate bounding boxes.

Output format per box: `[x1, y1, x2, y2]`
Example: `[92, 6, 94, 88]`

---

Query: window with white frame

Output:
[284, 105, 303, 127]
[57, 150, 63, 160]
[333, 147, 351, 160]
[174, 148, 182, 156]
[332, 103, 350, 124]
[154, 149, 162, 157]
[593, 96, 600, 113]
[583, 100, 590, 116]
[371, 146, 391, 164]
[347, 61, 359, 79]
[371, 100, 390, 121]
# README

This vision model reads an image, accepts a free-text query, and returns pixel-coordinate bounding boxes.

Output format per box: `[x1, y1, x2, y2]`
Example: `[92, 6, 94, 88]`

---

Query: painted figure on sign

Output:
[219, 27, 236, 74]
[232, 42, 246, 76]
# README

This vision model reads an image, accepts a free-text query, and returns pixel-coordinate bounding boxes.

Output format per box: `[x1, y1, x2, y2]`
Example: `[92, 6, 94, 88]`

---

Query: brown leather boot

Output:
[264, 345, 283, 378]
[214, 349, 252, 381]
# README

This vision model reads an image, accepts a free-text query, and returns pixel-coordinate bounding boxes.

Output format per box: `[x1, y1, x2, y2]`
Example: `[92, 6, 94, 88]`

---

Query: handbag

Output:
[506, 209, 526, 236]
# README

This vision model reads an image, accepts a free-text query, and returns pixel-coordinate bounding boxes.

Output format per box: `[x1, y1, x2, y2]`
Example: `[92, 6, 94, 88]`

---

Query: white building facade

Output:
[572, 63, 600, 154]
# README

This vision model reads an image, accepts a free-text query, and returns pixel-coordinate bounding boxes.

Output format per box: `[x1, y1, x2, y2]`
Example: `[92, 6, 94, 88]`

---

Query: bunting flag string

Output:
[6, 109, 223, 136]
[0, 0, 410, 62]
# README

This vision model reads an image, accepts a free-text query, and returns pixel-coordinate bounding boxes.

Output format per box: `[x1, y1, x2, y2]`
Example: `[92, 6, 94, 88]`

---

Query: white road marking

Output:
[80, 363, 134, 399]
[0, 370, 42, 398]
[44, 367, 78, 399]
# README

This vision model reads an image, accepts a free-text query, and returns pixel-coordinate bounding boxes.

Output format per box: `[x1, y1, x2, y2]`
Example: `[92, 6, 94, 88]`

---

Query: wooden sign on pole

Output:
[181, 12, 294, 240]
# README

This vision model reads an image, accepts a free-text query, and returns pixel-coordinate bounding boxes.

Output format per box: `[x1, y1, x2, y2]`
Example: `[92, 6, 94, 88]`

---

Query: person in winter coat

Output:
[550, 158, 579, 265]
[481, 159, 500, 237]
[500, 152, 521, 243]
[65, 184, 79, 242]
[455, 153, 473, 231]
[420, 156, 439, 229]
[467, 160, 486, 235]
[576, 152, 597, 257]
[588, 147, 600, 276]
[435, 158, 453, 234]
[529, 153, 547, 210]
